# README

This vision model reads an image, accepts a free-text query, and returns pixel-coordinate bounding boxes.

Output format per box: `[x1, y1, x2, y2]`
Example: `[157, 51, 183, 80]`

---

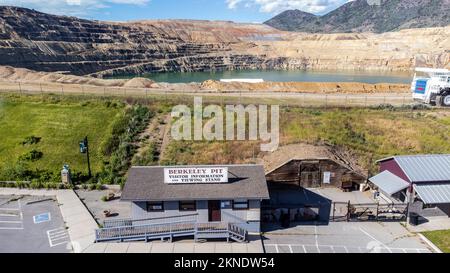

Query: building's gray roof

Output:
[121, 165, 270, 201]
[414, 183, 450, 204]
[377, 154, 450, 183]
[369, 171, 410, 196]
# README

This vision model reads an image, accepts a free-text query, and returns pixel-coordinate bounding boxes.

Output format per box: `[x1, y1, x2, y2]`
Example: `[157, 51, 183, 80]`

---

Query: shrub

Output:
[21, 136, 41, 145]
[18, 149, 43, 162]
[29, 180, 43, 189]
[132, 142, 158, 166]
[98, 104, 154, 184]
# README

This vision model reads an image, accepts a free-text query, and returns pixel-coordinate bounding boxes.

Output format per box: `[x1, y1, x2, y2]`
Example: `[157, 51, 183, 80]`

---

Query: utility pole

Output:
[80, 136, 92, 178]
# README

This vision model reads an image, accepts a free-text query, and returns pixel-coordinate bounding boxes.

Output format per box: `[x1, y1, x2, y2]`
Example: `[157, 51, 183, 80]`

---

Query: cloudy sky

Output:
[0, 0, 354, 22]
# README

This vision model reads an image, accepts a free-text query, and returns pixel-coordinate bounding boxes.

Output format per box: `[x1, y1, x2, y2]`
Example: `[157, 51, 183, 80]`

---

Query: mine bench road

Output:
[0, 82, 412, 107]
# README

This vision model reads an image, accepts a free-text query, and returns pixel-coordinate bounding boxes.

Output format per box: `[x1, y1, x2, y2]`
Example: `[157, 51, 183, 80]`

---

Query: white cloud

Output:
[0, 0, 149, 17]
[226, 0, 350, 14]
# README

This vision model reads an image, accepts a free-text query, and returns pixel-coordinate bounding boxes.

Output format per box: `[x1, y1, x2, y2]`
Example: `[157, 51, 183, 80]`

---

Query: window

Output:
[179, 201, 196, 211]
[147, 201, 164, 212]
[232, 199, 249, 210]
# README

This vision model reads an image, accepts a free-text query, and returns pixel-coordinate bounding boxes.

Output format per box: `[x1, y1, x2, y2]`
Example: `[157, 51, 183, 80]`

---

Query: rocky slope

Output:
[265, 0, 450, 33]
[0, 5, 449, 77]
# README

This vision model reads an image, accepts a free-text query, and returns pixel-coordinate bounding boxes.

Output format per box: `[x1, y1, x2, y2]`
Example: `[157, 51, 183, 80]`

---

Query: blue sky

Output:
[1, 0, 352, 23]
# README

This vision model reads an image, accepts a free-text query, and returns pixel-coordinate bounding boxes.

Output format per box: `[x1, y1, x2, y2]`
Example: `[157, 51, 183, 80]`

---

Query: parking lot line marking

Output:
[0, 220, 22, 224]
[0, 227, 24, 230]
[314, 226, 320, 253]
[0, 214, 18, 217]
[47, 228, 70, 248]
[49, 229, 67, 234]
[288, 245, 293, 254]
[264, 243, 430, 253]
[274, 245, 279, 253]
[51, 232, 69, 239]
[359, 227, 392, 253]
[18, 199, 23, 222]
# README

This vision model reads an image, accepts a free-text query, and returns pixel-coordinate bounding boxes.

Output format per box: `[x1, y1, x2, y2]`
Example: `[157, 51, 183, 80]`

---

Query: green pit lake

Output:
[114, 70, 413, 84]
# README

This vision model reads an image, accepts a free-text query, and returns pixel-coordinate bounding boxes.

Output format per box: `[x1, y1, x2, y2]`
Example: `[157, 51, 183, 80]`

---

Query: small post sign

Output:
[164, 167, 228, 184]
[323, 172, 331, 184]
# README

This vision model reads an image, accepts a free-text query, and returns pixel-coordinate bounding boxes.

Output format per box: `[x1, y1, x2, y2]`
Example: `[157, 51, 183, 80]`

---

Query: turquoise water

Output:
[114, 70, 413, 84]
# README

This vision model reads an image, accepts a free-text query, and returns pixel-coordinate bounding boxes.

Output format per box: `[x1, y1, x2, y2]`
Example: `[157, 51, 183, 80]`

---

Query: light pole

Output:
[79, 136, 92, 178]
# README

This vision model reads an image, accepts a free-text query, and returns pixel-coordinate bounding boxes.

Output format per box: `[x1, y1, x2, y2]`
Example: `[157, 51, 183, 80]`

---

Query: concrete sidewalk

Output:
[84, 239, 264, 253]
[406, 216, 450, 232]
[0, 188, 98, 253]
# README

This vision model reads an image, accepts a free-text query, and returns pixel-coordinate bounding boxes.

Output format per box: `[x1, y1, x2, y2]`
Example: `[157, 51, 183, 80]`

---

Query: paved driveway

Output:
[263, 221, 433, 253]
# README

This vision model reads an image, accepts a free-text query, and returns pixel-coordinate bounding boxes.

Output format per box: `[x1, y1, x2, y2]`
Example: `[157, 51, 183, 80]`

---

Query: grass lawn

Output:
[162, 107, 450, 171]
[0, 98, 123, 176]
[422, 230, 450, 253]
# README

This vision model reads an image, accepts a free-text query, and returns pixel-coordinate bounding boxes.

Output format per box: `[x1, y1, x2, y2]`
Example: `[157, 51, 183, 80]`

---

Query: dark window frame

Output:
[232, 199, 249, 210]
[179, 200, 197, 212]
[146, 201, 164, 212]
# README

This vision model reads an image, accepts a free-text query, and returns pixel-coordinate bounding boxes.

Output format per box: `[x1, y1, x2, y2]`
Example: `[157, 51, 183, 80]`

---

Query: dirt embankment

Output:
[201, 80, 410, 94]
[0, 66, 155, 88]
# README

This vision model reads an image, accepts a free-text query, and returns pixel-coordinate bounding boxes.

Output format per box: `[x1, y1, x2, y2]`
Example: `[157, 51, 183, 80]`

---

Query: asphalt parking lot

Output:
[0, 195, 71, 253]
[262, 221, 433, 253]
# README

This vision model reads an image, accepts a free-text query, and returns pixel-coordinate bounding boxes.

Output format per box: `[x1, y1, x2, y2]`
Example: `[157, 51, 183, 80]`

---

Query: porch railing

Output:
[103, 213, 199, 228]
[95, 220, 247, 243]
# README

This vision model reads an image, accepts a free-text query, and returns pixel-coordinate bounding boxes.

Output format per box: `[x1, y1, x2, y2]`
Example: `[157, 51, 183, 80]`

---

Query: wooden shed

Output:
[266, 158, 367, 191]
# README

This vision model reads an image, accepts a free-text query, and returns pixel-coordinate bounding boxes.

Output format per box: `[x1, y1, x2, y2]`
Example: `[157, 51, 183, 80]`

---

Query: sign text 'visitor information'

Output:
[164, 167, 228, 184]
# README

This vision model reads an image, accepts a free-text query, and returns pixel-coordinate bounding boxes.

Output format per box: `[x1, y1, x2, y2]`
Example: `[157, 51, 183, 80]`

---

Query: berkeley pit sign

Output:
[164, 167, 228, 184]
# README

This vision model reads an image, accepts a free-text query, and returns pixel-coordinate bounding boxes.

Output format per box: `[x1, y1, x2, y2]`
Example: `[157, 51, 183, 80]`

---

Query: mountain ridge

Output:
[264, 0, 450, 33]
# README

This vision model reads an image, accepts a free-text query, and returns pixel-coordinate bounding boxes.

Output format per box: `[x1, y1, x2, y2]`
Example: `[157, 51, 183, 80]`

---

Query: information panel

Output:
[164, 167, 228, 184]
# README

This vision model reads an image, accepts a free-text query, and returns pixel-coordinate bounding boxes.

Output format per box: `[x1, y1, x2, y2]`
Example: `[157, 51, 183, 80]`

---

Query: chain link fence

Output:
[0, 80, 413, 107]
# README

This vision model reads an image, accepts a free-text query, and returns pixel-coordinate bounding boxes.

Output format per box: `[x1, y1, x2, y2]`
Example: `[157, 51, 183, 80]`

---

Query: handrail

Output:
[96, 219, 249, 243]
[103, 213, 199, 228]
[99, 219, 196, 231]
[222, 210, 248, 224]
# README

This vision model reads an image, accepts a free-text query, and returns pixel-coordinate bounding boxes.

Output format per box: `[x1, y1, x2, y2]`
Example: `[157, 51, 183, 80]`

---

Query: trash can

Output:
[409, 212, 419, 226]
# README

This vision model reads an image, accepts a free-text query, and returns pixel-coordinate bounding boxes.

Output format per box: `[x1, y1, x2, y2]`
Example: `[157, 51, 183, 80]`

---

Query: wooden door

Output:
[208, 200, 221, 222]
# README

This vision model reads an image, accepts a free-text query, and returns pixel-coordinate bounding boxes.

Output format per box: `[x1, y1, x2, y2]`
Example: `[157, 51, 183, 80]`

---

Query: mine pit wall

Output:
[1, 6, 449, 77]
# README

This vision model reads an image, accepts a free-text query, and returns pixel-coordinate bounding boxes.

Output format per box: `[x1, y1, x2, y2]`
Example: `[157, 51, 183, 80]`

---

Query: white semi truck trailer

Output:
[411, 67, 450, 107]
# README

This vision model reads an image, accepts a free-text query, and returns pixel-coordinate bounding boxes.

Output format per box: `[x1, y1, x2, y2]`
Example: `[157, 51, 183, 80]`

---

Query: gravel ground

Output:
[75, 189, 131, 225]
